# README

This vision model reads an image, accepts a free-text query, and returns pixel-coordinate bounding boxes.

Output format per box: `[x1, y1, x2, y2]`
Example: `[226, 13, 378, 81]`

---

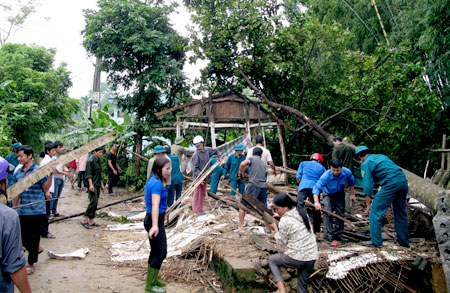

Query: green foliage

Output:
[184, 0, 446, 174]
[121, 161, 148, 192]
[0, 43, 79, 152]
[81, 0, 190, 150]
[95, 211, 131, 224]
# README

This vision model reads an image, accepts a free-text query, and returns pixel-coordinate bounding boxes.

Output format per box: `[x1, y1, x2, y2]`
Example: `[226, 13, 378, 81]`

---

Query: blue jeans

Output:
[370, 181, 409, 246]
[50, 178, 64, 215]
[166, 183, 182, 207]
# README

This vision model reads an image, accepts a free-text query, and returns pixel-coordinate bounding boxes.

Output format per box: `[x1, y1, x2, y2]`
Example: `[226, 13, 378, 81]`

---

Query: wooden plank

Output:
[7, 131, 117, 201]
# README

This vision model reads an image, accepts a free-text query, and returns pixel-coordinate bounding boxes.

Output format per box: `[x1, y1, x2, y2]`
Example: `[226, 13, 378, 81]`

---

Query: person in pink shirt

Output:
[68, 146, 78, 189]
[76, 145, 89, 192]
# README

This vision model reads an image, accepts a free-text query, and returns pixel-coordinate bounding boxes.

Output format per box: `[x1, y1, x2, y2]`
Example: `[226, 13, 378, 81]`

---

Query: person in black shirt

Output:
[107, 142, 122, 196]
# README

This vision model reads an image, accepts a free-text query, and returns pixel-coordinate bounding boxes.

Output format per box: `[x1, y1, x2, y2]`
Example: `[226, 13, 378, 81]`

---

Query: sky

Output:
[8, 0, 205, 99]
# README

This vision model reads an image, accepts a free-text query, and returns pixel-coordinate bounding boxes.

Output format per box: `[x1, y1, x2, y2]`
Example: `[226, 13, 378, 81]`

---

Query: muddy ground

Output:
[26, 181, 213, 293]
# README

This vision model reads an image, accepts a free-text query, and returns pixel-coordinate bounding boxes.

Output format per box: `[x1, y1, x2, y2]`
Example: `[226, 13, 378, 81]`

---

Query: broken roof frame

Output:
[155, 89, 291, 171]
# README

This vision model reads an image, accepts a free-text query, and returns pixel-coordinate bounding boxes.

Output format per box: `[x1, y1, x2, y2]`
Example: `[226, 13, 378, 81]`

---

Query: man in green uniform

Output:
[5, 142, 22, 188]
[332, 136, 354, 213]
[221, 144, 246, 196]
[171, 137, 193, 171]
[80, 147, 105, 229]
[355, 146, 409, 248]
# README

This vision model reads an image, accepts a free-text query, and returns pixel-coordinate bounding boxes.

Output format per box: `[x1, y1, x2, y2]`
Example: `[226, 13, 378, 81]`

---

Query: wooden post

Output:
[176, 115, 181, 138]
[277, 122, 287, 169]
[7, 131, 117, 201]
[244, 99, 251, 142]
[442, 134, 447, 169]
[262, 126, 266, 148]
[209, 96, 216, 148]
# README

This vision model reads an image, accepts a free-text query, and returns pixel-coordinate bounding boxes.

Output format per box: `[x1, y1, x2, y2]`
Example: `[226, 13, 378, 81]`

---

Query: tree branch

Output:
[234, 64, 333, 146]
[361, 95, 396, 136]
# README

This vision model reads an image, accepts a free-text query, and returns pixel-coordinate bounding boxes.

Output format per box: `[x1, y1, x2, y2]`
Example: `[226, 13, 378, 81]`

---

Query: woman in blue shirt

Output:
[144, 157, 171, 293]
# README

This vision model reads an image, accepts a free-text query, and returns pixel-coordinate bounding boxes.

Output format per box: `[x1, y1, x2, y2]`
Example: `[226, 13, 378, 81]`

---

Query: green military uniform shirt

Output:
[86, 157, 102, 187]
[332, 143, 354, 172]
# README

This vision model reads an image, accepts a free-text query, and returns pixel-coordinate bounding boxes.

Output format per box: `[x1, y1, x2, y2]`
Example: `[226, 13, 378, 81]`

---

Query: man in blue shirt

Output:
[313, 158, 355, 243]
[221, 144, 246, 196]
[296, 153, 326, 233]
[355, 146, 409, 248]
[5, 142, 21, 188]
[11, 145, 53, 275]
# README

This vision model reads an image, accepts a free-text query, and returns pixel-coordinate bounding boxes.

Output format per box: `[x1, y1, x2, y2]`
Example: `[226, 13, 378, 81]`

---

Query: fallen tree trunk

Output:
[236, 68, 445, 212]
[8, 131, 117, 201]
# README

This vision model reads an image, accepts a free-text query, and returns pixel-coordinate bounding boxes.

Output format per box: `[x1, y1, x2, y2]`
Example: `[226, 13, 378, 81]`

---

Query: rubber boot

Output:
[145, 266, 166, 293]
[151, 265, 166, 287]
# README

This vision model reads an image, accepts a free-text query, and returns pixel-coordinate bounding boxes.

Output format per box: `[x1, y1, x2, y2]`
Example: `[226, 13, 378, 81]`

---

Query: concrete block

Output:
[223, 256, 256, 282]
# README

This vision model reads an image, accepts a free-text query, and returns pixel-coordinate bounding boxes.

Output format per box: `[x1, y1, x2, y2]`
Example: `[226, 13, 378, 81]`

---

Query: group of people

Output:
[0, 140, 124, 292]
[0, 132, 410, 293]
[143, 134, 410, 293]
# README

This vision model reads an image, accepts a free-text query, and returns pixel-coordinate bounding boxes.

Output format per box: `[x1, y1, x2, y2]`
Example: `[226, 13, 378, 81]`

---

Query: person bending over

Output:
[269, 193, 318, 293]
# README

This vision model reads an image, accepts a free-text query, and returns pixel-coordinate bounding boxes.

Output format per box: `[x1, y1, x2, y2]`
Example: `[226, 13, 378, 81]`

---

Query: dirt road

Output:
[27, 182, 206, 293]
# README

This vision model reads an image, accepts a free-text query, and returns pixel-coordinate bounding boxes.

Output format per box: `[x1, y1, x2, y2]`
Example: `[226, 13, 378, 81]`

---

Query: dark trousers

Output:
[20, 214, 45, 265]
[41, 200, 51, 236]
[166, 183, 182, 207]
[269, 253, 315, 293]
[322, 191, 345, 241]
[78, 171, 87, 188]
[108, 171, 119, 193]
[370, 181, 409, 247]
[144, 213, 167, 269]
[297, 188, 321, 233]
[84, 186, 100, 219]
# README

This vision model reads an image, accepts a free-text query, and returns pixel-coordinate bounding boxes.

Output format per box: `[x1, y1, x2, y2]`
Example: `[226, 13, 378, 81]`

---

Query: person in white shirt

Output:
[246, 135, 277, 174]
[39, 142, 57, 239]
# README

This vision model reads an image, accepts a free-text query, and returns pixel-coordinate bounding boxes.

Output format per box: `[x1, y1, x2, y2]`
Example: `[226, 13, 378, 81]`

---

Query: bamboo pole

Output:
[7, 131, 117, 201]
[49, 194, 143, 223]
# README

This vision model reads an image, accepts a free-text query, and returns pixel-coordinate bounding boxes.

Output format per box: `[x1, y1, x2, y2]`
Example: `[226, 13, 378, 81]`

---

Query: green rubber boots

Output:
[145, 266, 166, 293]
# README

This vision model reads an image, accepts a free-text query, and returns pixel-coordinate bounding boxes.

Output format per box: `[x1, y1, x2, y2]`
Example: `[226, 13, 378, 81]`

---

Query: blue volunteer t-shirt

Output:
[145, 174, 168, 214]
[313, 167, 355, 195]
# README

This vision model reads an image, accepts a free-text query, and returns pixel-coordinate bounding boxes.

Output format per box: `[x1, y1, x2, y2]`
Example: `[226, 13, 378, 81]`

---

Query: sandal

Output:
[26, 264, 35, 275]
[80, 221, 92, 229]
[90, 222, 101, 227]
[54, 213, 65, 217]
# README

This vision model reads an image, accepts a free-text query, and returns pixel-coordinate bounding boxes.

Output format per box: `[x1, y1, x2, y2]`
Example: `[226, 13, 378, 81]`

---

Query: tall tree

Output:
[0, 43, 78, 150]
[82, 0, 189, 169]
[184, 0, 444, 173]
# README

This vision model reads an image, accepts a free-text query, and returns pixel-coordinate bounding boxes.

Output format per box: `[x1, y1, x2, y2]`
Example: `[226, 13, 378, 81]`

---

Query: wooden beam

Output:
[7, 131, 117, 201]
[209, 95, 216, 148]
[442, 134, 447, 169]
[277, 121, 288, 175]
[176, 116, 181, 138]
